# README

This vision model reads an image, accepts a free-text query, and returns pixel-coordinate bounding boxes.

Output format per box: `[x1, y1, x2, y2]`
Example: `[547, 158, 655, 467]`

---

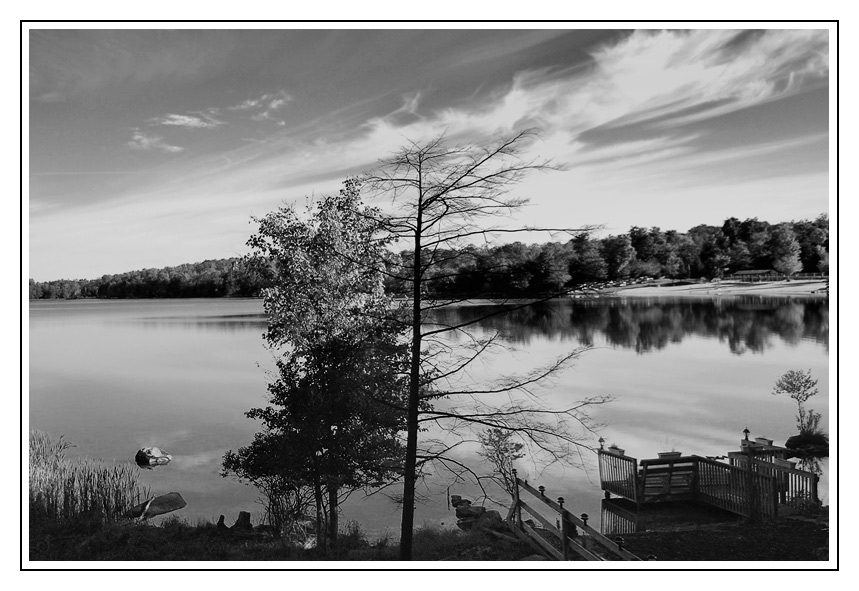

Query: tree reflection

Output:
[430, 297, 828, 355]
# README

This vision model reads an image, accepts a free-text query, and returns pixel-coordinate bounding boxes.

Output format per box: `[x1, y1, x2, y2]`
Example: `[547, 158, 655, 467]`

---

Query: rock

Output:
[125, 492, 186, 519]
[135, 446, 172, 469]
[216, 515, 228, 530]
[455, 504, 486, 519]
[476, 510, 505, 531]
[231, 511, 253, 531]
[450, 495, 473, 508]
[456, 518, 476, 531]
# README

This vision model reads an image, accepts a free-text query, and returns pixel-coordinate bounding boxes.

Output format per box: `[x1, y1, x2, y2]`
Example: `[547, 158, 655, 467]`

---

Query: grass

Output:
[29, 431, 151, 526]
[29, 517, 537, 562]
[29, 511, 830, 562]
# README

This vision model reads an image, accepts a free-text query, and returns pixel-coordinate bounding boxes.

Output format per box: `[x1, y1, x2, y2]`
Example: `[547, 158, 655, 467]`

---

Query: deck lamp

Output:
[743, 427, 750, 441]
[598, 437, 605, 449]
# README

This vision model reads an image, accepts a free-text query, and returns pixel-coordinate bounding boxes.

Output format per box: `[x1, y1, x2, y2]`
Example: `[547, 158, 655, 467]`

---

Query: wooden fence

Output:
[696, 456, 778, 520]
[507, 471, 641, 561]
[597, 451, 638, 503]
[728, 453, 819, 505]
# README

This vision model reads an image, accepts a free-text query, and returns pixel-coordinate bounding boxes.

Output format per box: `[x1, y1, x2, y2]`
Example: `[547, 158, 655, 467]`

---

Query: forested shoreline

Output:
[29, 214, 829, 300]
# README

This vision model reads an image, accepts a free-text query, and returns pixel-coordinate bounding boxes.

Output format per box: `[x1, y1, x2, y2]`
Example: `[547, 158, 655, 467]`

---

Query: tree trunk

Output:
[313, 469, 325, 550]
[399, 198, 423, 560]
[328, 485, 339, 547]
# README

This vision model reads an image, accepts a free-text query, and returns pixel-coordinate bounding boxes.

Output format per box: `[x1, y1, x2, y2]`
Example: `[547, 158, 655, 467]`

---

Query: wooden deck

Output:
[598, 447, 818, 521]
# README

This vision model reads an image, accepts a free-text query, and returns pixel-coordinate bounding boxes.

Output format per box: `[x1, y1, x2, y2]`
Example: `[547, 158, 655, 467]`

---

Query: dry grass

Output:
[29, 431, 150, 525]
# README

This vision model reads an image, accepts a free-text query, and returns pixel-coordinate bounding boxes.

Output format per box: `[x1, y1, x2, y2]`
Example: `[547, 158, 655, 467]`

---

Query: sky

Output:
[27, 26, 832, 281]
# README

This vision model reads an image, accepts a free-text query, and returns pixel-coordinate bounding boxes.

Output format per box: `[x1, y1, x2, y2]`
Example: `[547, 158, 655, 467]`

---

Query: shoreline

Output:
[607, 279, 829, 298]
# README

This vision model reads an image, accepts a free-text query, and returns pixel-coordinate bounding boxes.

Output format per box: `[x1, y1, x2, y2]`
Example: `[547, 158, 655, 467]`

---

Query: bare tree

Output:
[363, 130, 609, 560]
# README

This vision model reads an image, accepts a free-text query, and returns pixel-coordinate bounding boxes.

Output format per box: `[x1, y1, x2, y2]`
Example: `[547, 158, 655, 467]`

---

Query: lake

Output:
[28, 296, 829, 539]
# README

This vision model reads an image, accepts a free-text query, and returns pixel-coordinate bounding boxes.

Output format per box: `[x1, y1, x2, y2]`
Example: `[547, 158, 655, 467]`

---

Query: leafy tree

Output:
[528, 242, 573, 293]
[478, 428, 525, 499]
[772, 369, 823, 436]
[738, 217, 772, 268]
[364, 130, 607, 559]
[815, 246, 829, 273]
[601, 234, 636, 278]
[223, 181, 408, 548]
[769, 223, 803, 278]
[568, 233, 608, 284]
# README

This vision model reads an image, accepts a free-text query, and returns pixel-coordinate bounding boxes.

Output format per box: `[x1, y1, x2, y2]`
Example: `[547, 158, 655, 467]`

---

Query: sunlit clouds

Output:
[152, 112, 225, 129]
[127, 130, 184, 153]
[28, 28, 831, 280]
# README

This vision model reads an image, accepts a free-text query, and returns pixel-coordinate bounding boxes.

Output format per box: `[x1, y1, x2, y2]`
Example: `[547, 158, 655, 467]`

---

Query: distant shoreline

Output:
[608, 279, 829, 298]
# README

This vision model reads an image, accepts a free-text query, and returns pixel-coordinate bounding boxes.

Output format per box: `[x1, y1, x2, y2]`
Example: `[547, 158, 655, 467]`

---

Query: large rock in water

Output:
[135, 446, 173, 469]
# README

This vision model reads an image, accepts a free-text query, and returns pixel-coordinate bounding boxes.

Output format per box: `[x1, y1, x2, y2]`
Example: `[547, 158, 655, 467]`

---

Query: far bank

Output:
[608, 279, 829, 298]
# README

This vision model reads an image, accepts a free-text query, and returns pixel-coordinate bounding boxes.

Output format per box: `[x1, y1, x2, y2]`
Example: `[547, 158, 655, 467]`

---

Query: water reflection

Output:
[119, 314, 269, 333]
[431, 297, 828, 355]
[600, 498, 741, 535]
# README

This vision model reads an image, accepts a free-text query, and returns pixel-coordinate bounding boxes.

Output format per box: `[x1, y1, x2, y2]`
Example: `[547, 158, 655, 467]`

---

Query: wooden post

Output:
[558, 497, 569, 560]
[745, 444, 759, 522]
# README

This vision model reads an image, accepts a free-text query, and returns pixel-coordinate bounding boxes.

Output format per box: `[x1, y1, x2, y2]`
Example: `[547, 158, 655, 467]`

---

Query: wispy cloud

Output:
[152, 112, 224, 129]
[127, 130, 184, 153]
[231, 89, 292, 120]
[350, 29, 829, 175]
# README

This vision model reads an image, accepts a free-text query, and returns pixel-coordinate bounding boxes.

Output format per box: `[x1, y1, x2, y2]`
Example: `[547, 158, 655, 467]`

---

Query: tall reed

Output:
[29, 431, 151, 524]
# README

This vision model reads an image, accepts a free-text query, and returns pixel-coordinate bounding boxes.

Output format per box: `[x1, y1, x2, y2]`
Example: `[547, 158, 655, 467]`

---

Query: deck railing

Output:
[696, 456, 778, 520]
[728, 453, 819, 505]
[598, 450, 638, 503]
[507, 471, 641, 561]
[598, 451, 783, 521]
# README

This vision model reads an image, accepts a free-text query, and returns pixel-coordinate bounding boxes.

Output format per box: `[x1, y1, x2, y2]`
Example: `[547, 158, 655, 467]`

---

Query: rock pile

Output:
[450, 495, 505, 532]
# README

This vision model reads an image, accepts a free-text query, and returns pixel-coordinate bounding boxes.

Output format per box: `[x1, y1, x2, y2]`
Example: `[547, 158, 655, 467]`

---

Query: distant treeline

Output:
[29, 258, 265, 300]
[29, 214, 829, 300]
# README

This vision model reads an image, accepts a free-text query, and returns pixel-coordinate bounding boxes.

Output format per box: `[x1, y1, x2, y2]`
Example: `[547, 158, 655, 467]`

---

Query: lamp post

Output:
[743, 427, 750, 441]
[598, 437, 605, 450]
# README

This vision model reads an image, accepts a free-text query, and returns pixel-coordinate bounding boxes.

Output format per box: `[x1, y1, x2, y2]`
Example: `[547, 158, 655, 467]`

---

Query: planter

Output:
[773, 458, 797, 470]
[607, 447, 625, 456]
[755, 437, 774, 446]
[657, 451, 682, 460]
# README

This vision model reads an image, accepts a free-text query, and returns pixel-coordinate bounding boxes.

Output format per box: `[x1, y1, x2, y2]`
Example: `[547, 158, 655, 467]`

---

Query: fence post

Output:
[558, 497, 569, 560]
[745, 444, 759, 522]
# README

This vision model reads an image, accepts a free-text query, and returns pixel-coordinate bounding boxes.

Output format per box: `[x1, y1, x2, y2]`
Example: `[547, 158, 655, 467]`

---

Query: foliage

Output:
[478, 428, 525, 498]
[769, 223, 804, 277]
[30, 258, 267, 299]
[30, 212, 829, 300]
[772, 369, 824, 436]
[223, 181, 408, 549]
[29, 431, 150, 525]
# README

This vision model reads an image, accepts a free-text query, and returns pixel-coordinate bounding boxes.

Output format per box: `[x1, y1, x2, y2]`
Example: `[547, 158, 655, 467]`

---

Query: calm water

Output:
[28, 296, 829, 538]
